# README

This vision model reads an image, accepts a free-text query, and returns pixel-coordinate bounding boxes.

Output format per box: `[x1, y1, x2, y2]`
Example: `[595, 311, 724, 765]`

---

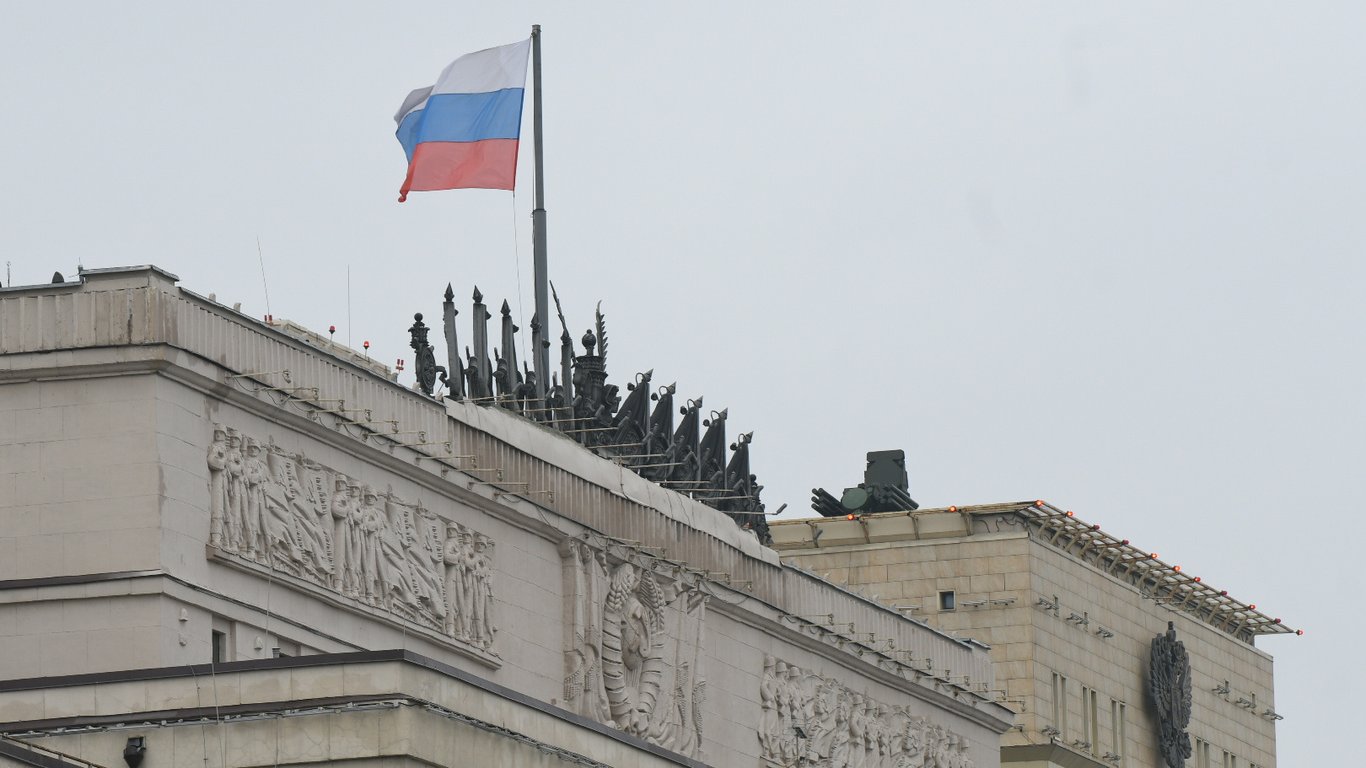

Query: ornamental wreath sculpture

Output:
[1149, 622, 1193, 767]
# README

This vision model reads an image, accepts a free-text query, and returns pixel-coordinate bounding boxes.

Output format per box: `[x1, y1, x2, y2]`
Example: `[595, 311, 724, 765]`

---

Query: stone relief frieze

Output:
[561, 538, 708, 758]
[760, 657, 975, 768]
[207, 425, 497, 656]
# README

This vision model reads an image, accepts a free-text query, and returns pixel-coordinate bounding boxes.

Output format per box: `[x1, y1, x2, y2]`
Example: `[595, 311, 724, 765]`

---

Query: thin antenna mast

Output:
[530, 24, 551, 399]
[256, 236, 273, 316]
[347, 264, 353, 347]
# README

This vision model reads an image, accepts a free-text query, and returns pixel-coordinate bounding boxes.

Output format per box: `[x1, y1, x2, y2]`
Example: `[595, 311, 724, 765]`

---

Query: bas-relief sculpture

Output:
[561, 538, 708, 758]
[206, 425, 496, 655]
[1149, 622, 1193, 768]
[759, 657, 974, 768]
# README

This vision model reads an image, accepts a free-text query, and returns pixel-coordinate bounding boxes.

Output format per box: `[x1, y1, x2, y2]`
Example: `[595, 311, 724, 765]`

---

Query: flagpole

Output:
[531, 24, 551, 399]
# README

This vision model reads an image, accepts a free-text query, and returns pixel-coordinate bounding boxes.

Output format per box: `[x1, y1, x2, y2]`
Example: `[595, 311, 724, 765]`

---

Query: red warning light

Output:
[1173, 565, 1182, 572]
[1065, 510, 1075, 517]
[1273, 618, 1281, 624]
[1296, 629, 1304, 636]
[363, 340, 370, 350]
[1193, 577, 1202, 583]
[1249, 603, 1257, 610]
[948, 506, 958, 513]
[1149, 553, 1159, 559]
[1092, 524, 1101, 531]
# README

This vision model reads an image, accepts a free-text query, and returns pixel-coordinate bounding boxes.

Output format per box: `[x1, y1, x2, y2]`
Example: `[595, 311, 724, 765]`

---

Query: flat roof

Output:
[771, 501, 1297, 642]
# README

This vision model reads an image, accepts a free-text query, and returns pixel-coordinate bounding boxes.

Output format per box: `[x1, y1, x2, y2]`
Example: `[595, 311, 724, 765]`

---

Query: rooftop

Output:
[770, 500, 1298, 643]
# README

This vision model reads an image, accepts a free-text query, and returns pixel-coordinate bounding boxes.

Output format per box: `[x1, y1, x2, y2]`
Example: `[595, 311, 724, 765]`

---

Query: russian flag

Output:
[395, 39, 531, 202]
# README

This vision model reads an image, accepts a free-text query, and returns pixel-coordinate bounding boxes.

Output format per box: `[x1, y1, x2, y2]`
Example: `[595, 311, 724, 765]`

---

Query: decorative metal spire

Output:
[414, 282, 772, 545]
[472, 287, 492, 394]
[442, 284, 464, 400]
[496, 299, 521, 405]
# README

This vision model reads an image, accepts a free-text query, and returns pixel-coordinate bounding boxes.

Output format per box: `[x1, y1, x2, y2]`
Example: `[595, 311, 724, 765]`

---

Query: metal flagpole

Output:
[530, 24, 551, 399]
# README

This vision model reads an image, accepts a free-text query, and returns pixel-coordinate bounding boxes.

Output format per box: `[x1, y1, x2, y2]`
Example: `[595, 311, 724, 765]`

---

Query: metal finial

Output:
[473, 286, 483, 303]
[444, 283, 454, 302]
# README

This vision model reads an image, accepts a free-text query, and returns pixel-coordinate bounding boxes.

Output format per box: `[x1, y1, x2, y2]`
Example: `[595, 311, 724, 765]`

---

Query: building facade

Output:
[772, 500, 1293, 768]
[0, 267, 1013, 768]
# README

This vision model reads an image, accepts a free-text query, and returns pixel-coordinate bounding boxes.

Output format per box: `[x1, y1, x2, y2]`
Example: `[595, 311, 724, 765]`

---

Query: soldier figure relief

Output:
[206, 426, 497, 656]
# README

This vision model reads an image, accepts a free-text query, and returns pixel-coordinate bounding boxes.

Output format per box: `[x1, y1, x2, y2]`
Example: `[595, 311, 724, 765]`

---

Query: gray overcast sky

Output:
[2, 2, 1360, 762]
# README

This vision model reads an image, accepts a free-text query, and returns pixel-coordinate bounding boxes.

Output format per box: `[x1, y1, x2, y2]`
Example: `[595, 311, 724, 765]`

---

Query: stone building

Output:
[772, 469, 1295, 768]
[0, 267, 1013, 768]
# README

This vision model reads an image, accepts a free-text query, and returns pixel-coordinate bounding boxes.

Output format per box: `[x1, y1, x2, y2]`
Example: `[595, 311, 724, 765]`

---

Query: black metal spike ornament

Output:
[472, 287, 492, 393]
[499, 299, 521, 401]
[442, 284, 464, 400]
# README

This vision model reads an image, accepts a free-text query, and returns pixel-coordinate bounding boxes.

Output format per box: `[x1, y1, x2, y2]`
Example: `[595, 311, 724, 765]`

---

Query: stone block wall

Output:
[779, 518, 1280, 767]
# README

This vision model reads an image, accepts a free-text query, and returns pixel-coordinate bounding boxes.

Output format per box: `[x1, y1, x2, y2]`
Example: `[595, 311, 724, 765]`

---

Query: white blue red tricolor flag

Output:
[395, 38, 531, 202]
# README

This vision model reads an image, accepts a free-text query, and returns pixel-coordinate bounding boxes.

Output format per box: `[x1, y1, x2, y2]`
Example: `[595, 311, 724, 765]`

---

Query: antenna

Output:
[347, 264, 353, 347]
[256, 236, 273, 316]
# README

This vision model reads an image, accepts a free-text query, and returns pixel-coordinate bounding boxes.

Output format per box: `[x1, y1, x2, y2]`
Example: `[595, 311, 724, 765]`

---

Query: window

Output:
[938, 590, 956, 611]
[1110, 699, 1126, 763]
[1081, 687, 1098, 754]
[1051, 672, 1068, 740]
[211, 615, 233, 664]
[1195, 739, 1212, 768]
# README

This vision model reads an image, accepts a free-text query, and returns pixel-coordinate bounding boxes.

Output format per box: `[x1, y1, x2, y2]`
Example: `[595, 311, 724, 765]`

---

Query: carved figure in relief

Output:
[759, 656, 781, 759]
[357, 486, 386, 605]
[223, 430, 246, 552]
[376, 494, 418, 609]
[207, 426, 229, 547]
[807, 678, 839, 764]
[330, 477, 358, 594]
[756, 659, 972, 768]
[206, 427, 497, 652]
[893, 718, 925, 768]
[470, 534, 496, 648]
[261, 448, 303, 564]
[829, 688, 852, 768]
[241, 438, 269, 561]
[405, 505, 447, 624]
[443, 524, 473, 640]
[850, 692, 872, 768]
[282, 457, 332, 580]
